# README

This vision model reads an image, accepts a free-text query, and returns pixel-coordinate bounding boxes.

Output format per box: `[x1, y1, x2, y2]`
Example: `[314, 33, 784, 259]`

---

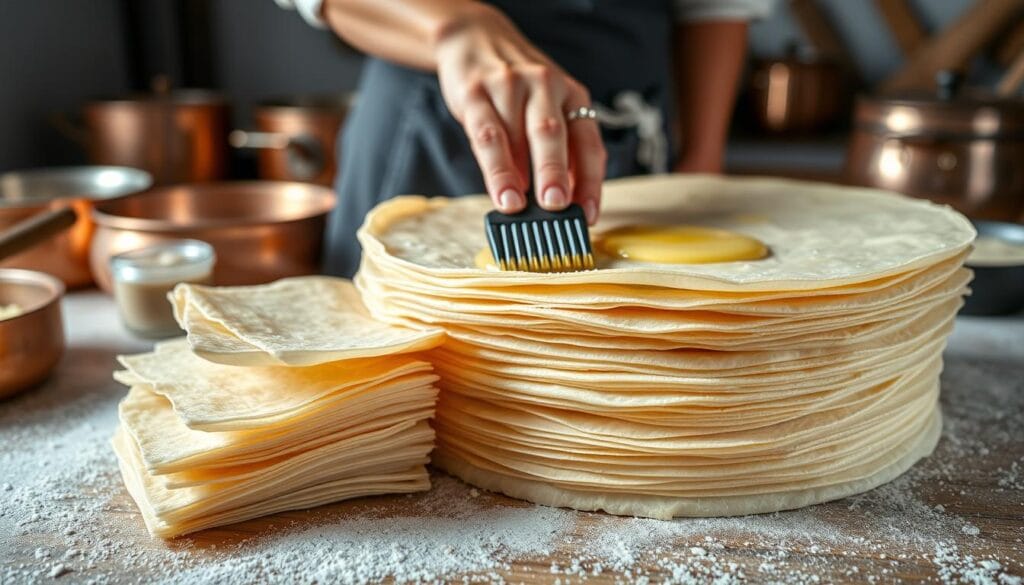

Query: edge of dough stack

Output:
[355, 175, 975, 519]
[112, 174, 977, 535]
[111, 278, 444, 538]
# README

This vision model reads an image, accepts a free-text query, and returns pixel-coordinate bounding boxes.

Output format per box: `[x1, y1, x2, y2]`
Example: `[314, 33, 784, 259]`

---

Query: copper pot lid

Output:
[856, 71, 1024, 138]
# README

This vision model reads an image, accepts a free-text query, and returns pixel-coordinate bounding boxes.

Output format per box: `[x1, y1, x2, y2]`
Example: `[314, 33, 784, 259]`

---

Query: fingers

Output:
[565, 87, 606, 225]
[462, 83, 526, 213]
[484, 65, 529, 187]
[523, 66, 571, 211]
[457, 61, 603, 223]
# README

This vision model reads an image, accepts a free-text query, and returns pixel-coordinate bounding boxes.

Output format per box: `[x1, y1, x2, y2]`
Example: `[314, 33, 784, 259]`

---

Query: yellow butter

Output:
[475, 248, 498, 270]
[599, 225, 768, 264]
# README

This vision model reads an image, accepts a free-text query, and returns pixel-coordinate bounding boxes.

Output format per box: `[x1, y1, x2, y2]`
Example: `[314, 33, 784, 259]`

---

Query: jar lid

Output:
[110, 239, 215, 284]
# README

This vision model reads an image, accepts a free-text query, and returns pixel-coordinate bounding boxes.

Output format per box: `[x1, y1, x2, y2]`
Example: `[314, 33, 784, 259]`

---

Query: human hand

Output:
[434, 4, 606, 224]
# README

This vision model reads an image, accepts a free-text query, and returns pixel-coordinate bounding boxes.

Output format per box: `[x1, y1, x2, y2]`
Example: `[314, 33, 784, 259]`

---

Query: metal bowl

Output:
[89, 181, 337, 292]
[962, 220, 1024, 316]
[0, 269, 65, 399]
[0, 166, 153, 288]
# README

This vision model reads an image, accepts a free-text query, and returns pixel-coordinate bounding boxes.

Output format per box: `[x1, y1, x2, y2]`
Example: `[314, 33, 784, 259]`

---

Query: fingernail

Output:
[542, 186, 568, 208]
[584, 199, 598, 225]
[498, 189, 523, 211]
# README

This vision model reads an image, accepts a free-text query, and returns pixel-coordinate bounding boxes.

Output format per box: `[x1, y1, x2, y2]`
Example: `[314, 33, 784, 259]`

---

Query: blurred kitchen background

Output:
[1, 0, 1021, 180]
[0, 0, 1022, 361]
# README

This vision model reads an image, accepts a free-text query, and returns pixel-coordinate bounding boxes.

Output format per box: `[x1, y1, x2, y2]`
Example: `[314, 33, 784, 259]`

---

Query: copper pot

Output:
[846, 75, 1024, 221]
[230, 95, 353, 186]
[0, 167, 153, 288]
[749, 53, 848, 134]
[83, 90, 230, 185]
[0, 269, 64, 400]
[90, 181, 337, 292]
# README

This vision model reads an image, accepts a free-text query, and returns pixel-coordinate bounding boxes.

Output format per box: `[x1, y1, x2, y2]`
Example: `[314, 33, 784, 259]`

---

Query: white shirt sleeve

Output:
[274, 0, 327, 29]
[673, 0, 776, 22]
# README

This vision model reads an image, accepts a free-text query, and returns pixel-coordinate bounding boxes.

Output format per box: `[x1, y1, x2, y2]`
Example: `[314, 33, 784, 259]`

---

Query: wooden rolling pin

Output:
[880, 0, 1024, 94]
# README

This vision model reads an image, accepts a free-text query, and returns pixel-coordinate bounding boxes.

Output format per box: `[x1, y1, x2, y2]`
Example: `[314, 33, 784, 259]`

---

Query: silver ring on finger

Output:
[566, 105, 598, 122]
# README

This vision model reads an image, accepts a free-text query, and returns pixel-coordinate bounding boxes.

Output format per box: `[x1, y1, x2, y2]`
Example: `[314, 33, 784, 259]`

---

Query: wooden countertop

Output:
[2, 292, 1022, 584]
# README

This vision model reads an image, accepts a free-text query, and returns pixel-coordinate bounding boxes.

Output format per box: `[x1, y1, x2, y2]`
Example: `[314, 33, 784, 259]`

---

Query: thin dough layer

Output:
[358, 174, 971, 518]
[113, 279, 441, 538]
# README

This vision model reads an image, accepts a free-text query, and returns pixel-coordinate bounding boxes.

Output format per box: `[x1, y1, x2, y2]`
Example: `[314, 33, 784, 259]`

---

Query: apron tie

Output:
[593, 91, 668, 174]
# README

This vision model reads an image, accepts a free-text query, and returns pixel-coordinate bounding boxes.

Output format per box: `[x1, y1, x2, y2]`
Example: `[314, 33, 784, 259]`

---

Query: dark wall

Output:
[0, 0, 1008, 173]
[210, 0, 363, 127]
[0, 0, 130, 171]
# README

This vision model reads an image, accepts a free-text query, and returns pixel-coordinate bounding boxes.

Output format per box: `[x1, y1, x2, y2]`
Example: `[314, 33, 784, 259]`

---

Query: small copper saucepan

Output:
[230, 94, 354, 186]
[846, 73, 1024, 221]
[0, 167, 153, 288]
[749, 52, 849, 135]
[90, 181, 337, 292]
[0, 269, 65, 400]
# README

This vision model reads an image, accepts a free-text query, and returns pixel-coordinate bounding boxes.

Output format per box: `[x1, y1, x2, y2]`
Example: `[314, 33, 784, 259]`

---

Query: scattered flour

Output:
[1, 294, 1022, 584]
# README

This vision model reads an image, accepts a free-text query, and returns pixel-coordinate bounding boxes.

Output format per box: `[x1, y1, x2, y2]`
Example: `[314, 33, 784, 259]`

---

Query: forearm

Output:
[321, 0, 499, 70]
[673, 21, 748, 173]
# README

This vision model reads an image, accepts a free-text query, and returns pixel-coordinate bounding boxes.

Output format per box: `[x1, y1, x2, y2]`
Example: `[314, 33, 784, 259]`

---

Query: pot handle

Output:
[0, 207, 78, 263]
[229, 130, 326, 180]
[229, 130, 292, 150]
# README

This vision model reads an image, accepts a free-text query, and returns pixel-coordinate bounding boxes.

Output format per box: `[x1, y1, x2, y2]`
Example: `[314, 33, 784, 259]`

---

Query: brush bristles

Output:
[496, 253, 595, 273]
[487, 215, 595, 273]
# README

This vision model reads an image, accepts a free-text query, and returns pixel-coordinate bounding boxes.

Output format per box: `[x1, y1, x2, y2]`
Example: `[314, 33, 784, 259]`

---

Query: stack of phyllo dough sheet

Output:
[354, 174, 975, 519]
[111, 277, 445, 538]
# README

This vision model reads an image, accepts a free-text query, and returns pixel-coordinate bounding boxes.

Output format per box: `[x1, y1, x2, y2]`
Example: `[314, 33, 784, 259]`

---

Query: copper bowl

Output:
[0, 269, 65, 400]
[0, 166, 153, 288]
[89, 181, 337, 292]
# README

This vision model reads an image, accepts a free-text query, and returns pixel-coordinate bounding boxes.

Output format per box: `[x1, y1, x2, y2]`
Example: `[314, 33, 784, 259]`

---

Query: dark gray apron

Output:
[325, 0, 675, 276]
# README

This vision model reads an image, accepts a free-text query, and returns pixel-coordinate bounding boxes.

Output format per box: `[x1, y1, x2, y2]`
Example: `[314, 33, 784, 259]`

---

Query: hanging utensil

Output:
[880, 0, 1024, 94]
[996, 48, 1024, 96]
[874, 0, 928, 57]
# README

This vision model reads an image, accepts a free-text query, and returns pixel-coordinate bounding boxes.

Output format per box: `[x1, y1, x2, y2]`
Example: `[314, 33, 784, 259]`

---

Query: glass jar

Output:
[110, 240, 215, 338]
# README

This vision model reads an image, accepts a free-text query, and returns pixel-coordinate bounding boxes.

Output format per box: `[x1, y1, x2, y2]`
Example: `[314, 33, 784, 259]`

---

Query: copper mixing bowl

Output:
[89, 181, 337, 292]
[0, 269, 65, 400]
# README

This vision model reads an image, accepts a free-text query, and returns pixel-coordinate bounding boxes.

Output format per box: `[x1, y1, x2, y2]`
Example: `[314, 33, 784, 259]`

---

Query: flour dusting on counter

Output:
[1, 293, 1022, 584]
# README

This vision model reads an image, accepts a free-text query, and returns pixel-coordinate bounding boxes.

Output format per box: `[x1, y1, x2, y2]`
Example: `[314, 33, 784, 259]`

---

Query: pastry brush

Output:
[484, 190, 595, 272]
